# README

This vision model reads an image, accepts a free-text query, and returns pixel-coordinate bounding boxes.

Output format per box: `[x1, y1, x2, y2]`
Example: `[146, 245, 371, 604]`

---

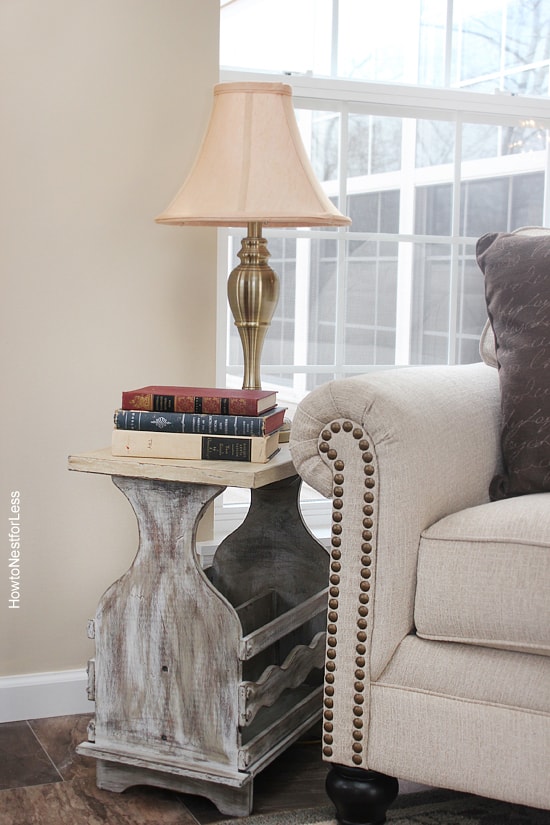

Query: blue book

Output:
[114, 406, 287, 437]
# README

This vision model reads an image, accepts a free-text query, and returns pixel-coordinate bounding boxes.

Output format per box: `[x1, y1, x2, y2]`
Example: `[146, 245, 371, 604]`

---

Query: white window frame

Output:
[212, 69, 550, 537]
[217, 69, 550, 375]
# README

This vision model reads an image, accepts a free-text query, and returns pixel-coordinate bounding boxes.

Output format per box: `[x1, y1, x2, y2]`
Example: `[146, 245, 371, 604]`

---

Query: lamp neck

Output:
[247, 220, 262, 239]
[237, 222, 269, 268]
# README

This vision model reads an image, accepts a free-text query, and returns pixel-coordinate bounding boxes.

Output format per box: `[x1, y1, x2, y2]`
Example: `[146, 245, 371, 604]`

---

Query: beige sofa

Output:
[290, 313, 550, 821]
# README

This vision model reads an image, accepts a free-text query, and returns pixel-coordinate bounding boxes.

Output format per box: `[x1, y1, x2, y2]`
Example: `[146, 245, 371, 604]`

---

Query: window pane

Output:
[505, 2, 550, 71]
[453, 0, 550, 94]
[465, 65, 550, 96]
[262, 236, 296, 376]
[418, 0, 447, 86]
[345, 241, 398, 365]
[307, 238, 338, 367]
[220, 0, 333, 75]
[300, 109, 340, 184]
[460, 177, 509, 236]
[458, 243, 487, 343]
[502, 120, 548, 155]
[416, 119, 455, 167]
[306, 372, 340, 392]
[461, 120, 547, 164]
[371, 117, 403, 173]
[410, 241, 487, 366]
[460, 172, 545, 236]
[347, 191, 400, 234]
[337, 0, 418, 82]
[348, 114, 402, 176]
[454, 1, 503, 84]
[510, 172, 545, 228]
[410, 243, 451, 364]
[415, 184, 453, 236]
[462, 122, 499, 162]
[457, 242, 487, 362]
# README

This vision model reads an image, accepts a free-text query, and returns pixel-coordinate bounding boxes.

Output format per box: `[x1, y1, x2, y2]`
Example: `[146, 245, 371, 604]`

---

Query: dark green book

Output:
[113, 406, 286, 437]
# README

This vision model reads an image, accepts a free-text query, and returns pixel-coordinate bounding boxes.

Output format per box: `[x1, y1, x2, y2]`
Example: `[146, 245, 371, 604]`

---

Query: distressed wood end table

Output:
[68, 446, 328, 816]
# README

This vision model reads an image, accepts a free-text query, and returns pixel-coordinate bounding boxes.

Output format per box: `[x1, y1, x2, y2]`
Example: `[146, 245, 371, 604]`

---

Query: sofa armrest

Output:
[291, 362, 501, 505]
[290, 362, 501, 712]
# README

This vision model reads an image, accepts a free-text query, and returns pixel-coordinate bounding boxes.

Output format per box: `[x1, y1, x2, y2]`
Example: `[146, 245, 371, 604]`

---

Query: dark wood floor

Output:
[0, 714, 330, 824]
[0, 714, 428, 825]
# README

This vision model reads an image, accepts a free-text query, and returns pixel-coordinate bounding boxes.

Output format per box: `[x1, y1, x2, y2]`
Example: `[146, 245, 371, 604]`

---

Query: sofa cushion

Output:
[476, 231, 550, 500]
[414, 493, 550, 656]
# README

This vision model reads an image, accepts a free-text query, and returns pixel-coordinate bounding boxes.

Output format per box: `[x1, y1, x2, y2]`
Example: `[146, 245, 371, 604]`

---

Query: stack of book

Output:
[111, 385, 286, 463]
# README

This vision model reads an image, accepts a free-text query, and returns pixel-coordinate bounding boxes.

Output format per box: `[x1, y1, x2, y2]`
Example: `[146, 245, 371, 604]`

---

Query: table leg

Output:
[79, 476, 255, 815]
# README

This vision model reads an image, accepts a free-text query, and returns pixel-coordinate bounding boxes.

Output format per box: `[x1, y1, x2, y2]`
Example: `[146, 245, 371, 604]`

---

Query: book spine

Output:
[111, 430, 278, 463]
[121, 392, 262, 415]
[114, 409, 267, 436]
[201, 437, 252, 461]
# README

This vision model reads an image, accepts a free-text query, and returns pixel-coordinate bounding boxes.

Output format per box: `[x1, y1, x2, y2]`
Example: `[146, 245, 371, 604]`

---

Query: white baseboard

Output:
[0, 669, 94, 723]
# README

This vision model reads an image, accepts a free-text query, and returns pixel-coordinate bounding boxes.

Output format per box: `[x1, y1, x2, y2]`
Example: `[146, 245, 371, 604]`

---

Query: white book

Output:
[111, 428, 280, 464]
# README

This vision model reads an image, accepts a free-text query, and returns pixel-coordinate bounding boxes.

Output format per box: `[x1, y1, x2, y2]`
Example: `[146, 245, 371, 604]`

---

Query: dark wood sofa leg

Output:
[325, 765, 399, 825]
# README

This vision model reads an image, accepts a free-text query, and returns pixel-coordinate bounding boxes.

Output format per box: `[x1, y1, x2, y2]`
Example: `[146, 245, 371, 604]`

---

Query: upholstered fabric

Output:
[290, 347, 550, 811]
[290, 362, 502, 684]
[372, 637, 550, 807]
[477, 231, 550, 499]
[415, 494, 550, 655]
[369, 637, 550, 807]
[377, 636, 550, 712]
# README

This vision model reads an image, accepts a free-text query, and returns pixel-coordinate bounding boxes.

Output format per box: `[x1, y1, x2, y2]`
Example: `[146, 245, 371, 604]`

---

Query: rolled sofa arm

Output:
[289, 362, 501, 767]
[291, 362, 501, 503]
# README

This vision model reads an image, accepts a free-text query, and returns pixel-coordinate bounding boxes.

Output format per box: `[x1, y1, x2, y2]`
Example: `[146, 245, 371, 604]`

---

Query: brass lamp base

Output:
[227, 222, 279, 390]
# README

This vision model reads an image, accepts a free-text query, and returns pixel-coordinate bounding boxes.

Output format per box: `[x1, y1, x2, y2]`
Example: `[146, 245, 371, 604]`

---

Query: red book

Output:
[121, 385, 277, 416]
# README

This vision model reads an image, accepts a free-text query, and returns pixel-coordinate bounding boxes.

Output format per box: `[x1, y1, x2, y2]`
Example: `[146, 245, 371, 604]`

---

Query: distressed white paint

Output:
[72, 451, 329, 816]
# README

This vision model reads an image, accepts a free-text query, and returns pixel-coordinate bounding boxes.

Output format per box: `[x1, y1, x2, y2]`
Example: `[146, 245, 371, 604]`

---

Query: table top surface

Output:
[68, 445, 298, 489]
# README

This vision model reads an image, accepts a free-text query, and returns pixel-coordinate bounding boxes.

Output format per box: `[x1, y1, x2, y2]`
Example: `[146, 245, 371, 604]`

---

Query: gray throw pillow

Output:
[476, 231, 550, 500]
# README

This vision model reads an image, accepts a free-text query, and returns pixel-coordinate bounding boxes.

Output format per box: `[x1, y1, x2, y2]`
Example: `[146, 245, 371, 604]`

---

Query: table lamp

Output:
[156, 81, 351, 390]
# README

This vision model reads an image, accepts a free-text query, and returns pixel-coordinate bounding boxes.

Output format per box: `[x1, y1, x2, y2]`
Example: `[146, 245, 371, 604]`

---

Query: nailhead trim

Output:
[318, 419, 376, 768]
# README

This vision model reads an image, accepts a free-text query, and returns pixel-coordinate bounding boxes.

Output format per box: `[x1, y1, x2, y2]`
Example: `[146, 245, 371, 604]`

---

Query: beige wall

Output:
[0, 1, 220, 676]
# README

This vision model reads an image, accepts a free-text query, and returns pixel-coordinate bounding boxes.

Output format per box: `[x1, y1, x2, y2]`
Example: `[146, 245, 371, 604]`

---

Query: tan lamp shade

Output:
[155, 82, 351, 228]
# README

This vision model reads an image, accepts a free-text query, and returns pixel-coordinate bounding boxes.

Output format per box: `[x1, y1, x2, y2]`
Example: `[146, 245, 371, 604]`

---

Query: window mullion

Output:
[334, 104, 349, 379]
[394, 117, 416, 365]
[217, 229, 231, 387]
[445, 0, 454, 87]
[447, 115, 463, 365]
[293, 237, 312, 399]
[331, 0, 339, 78]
